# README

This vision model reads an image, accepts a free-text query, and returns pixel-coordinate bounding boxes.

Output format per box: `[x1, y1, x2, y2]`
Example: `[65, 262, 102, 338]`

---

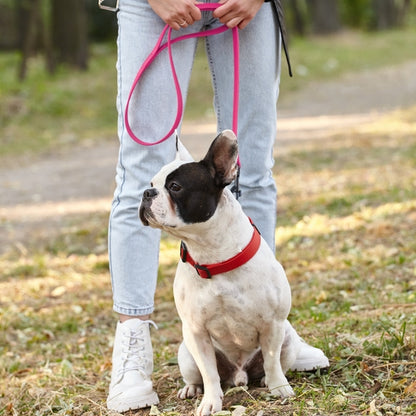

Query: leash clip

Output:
[230, 165, 241, 200]
[98, 0, 119, 12]
[180, 241, 188, 263]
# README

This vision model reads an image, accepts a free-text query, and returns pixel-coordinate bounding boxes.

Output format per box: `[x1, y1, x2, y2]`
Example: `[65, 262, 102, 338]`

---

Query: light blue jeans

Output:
[109, 0, 281, 316]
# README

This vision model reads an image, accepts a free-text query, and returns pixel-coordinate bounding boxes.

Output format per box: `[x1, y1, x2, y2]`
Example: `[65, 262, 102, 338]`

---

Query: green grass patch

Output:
[282, 27, 416, 90]
[0, 44, 118, 159]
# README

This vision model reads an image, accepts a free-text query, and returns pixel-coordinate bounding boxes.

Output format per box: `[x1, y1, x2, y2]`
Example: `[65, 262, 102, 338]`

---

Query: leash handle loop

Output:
[124, 3, 239, 147]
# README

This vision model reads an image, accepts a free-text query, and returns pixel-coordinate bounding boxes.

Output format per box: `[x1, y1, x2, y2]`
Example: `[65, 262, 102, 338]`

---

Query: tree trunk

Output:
[307, 0, 341, 34]
[289, 0, 306, 36]
[51, 0, 88, 69]
[372, 0, 410, 29]
[17, 0, 43, 80]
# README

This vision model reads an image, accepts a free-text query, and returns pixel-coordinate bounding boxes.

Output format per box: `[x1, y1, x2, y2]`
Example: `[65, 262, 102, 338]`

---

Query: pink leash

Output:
[124, 3, 240, 149]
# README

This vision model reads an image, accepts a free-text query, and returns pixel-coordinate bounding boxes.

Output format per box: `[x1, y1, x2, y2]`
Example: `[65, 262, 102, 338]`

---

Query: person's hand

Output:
[148, 0, 202, 30]
[213, 0, 265, 29]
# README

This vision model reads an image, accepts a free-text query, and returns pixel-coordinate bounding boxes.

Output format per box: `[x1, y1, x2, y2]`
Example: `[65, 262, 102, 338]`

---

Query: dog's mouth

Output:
[139, 205, 152, 226]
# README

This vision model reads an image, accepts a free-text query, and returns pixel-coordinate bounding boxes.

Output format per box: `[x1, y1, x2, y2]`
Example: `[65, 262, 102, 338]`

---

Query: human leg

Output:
[205, 2, 280, 250]
[107, 0, 199, 410]
[206, 4, 329, 373]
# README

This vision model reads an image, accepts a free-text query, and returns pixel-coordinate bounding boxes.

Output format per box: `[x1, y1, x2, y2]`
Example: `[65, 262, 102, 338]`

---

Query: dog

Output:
[140, 130, 319, 415]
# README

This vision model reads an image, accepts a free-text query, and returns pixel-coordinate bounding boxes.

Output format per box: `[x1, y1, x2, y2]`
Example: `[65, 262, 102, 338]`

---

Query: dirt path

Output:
[1, 60, 416, 255]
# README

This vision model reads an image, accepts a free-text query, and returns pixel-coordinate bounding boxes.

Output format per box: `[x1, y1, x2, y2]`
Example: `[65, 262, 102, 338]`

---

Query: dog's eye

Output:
[169, 182, 182, 192]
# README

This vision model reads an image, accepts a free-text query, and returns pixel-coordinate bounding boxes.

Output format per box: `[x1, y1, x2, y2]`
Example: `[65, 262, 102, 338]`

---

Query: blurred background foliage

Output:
[1, 0, 415, 157]
[0, 0, 415, 76]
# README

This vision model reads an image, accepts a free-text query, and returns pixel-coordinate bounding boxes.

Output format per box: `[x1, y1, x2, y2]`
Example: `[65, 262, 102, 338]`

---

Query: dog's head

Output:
[139, 130, 238, 230]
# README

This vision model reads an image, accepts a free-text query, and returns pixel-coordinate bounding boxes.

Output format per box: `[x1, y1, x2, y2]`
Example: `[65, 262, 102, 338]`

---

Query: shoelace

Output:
[117, 320, 157, 380]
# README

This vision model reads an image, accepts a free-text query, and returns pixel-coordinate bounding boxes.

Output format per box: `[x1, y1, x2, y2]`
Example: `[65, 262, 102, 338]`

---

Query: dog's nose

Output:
[143, 188, 158, 199]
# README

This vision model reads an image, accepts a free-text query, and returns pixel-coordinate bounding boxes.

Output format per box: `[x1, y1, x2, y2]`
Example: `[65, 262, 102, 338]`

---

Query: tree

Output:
[17, 0, 88, 79]
[284, 0, 307, 36]
[17, 0, 53, 80]
[372, 0, 411, 29]
[307, 0, 341, 34]
[51, 0, 88, 70]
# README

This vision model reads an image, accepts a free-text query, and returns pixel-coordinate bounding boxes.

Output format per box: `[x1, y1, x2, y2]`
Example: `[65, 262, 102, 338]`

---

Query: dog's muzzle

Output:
[139, 188, 159, 226]
[143, 188, 158, 200]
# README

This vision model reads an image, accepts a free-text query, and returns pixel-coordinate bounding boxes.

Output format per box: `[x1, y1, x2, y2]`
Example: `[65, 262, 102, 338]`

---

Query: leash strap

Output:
[124, 3, 240, 149]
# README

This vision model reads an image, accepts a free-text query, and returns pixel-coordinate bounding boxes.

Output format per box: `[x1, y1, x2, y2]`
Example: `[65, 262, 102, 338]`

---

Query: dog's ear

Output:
[203, 129, 238, 188]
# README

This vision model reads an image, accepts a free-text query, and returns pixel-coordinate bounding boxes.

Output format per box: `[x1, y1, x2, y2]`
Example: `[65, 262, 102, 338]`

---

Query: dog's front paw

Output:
[197, 394, 223, 416]
[270, 383, 295, 398]
[178, 384, 203, 399]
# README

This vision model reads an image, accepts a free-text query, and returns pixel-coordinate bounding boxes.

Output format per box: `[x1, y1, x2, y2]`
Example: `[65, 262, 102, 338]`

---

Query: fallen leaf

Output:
[360, 361, 370, 372]
[404, 380, 416, 395]
[369, 399, 382, 416]
[13, 368, 31, 377]
[315, 290, 328, 304]
[50, 286, 66, 297]
[100, 361, 112, 372]
[232, 405, 246, 416]
[225, 386, 248, 396]
[333, 394, 347, 406]
[149, 405, 161, 415]
[77, 336, 87, 344]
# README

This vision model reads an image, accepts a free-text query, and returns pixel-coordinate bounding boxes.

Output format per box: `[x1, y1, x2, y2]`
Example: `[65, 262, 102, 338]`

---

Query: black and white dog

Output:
[140, 130, 328, 416]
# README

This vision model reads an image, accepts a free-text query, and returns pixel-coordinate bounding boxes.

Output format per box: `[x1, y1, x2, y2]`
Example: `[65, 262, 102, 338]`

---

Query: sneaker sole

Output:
[290, 355, 330, 372]
[107, 390, 159, 412]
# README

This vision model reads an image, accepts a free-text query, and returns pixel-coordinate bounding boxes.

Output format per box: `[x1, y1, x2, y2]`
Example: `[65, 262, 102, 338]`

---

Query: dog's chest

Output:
[174, 261, 281, 352]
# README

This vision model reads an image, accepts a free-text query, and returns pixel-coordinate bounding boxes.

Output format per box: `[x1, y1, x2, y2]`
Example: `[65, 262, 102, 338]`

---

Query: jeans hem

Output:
[113, 304, 155, 316]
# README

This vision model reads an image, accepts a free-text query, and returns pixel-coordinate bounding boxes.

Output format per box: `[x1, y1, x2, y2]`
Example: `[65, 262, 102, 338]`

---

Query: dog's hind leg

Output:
[177, 341, 203, 399]
[280, 320, 302, 373]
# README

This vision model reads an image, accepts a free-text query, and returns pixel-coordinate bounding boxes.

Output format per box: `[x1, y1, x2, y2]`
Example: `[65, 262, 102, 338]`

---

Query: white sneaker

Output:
[107, 319, 159, 412]
[285, 321, 329, 372]
[290, 338, 330, 372]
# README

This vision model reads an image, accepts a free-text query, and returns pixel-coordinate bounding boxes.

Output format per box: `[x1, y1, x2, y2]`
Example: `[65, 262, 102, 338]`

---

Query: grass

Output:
[1, 27, 416, 158]
[0, 43, 118, 159]
[1, 28, 416, 415]
[282, 27, 416, 90]
[1, 104, 416, 415]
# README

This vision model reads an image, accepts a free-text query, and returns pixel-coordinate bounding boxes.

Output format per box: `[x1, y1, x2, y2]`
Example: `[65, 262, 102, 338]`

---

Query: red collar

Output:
[180, 219, 261, 279]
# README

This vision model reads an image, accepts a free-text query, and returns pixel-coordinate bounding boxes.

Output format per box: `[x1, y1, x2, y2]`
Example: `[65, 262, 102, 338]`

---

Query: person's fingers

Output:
[189, 6, 202, 22]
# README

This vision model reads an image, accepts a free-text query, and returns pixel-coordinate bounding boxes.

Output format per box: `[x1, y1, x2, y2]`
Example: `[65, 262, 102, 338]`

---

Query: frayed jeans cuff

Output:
[113, 304, 154, 317]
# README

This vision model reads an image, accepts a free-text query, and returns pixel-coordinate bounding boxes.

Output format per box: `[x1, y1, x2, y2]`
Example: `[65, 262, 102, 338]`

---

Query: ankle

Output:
[119, 314, 150, 323]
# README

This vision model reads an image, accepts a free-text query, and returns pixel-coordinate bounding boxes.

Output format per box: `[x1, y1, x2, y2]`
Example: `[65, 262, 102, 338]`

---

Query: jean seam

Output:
[205, 38, 222, 131]
[109, 11, 127, 294]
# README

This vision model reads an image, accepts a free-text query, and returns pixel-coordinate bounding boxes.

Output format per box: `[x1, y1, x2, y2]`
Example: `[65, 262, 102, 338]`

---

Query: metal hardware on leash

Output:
[175, 131, 179, 152]
[98, 0, 119, 12]
[231, 165, 241, 200]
